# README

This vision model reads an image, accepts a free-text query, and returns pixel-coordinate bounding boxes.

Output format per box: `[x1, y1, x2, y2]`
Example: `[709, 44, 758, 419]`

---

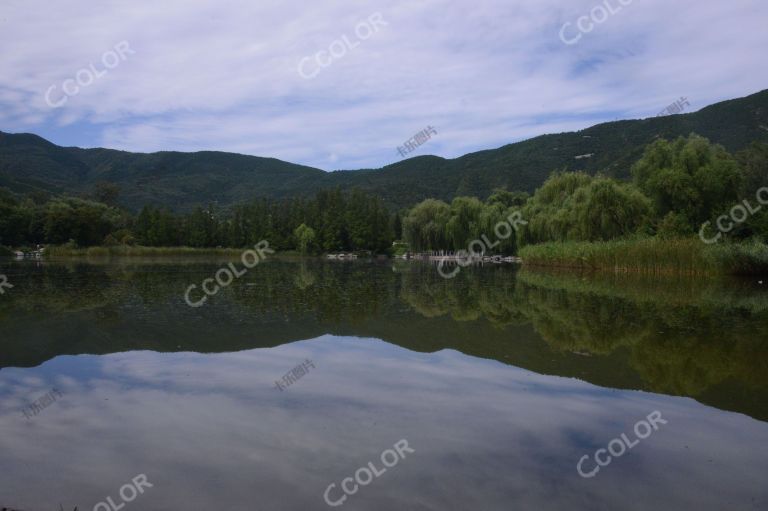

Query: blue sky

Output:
[1, 0, 767, 171]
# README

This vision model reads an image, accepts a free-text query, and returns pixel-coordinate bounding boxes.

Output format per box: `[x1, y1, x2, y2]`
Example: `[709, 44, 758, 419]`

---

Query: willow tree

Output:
[518, 172, 651, 245]
[631, 134, 743, 231]
[402, 199, 451, 251]
[294, 223, 316, 254]
[445, 197, 485, 250]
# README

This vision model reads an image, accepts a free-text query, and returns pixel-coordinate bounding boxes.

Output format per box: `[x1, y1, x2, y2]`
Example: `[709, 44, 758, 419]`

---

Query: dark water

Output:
[1, 258, 767, 510]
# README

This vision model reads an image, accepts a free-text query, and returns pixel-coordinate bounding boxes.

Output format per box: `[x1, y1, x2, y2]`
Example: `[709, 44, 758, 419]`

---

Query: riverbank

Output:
[518, 238, 768, 275]
[35, 245, 384, 260]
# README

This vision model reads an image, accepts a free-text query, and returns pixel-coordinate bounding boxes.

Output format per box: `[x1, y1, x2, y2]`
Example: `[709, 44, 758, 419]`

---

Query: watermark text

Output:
[324, 439, 414, 507]
[299, 13, 387, 79]
[274, 359, 315, 391]
[559, 0, 633, 46]
[45, 41, 135, 108]
[699, 187, 768, 244]
[577, 410, 667, 478]
[397, 126, 437, 158]
[0, 273, 12, 295]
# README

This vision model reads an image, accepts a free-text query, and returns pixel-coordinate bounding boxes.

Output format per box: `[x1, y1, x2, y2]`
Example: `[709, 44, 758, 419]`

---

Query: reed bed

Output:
[519, 238, 768, 275]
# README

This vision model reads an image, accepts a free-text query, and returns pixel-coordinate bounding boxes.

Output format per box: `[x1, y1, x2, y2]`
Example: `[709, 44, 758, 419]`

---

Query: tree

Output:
[391, 212, 403, 240]
[632, 135, 742, 231]
[403, 199, 451, 251]
[294, 223, 316, 254]
[518, 172, 651, 245]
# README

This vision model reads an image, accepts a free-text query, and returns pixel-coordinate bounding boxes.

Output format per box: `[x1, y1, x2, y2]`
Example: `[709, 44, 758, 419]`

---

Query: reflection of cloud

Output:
[0, 336, 766, 510]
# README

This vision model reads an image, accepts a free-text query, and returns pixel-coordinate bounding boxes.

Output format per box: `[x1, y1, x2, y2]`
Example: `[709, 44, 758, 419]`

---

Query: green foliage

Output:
[294, 223, 317, 254]
[737, 142, 768, 195]
[402, 195, 523, 255]
[487, 189, 528, 208]
[514, 135, 767, 257]
[402, 199, 451, 251]
[4, 196, 127, 247]
[632, 135, 743, 229]
[656, 212, 693, 239]
[517, 172, 651, 245]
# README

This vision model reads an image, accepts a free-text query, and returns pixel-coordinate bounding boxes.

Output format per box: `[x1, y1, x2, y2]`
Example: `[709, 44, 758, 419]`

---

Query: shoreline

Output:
[5, 238, 768, 277]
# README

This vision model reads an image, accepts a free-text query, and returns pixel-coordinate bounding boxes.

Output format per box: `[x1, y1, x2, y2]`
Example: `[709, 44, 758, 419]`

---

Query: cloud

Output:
[0, 0, 766, 170]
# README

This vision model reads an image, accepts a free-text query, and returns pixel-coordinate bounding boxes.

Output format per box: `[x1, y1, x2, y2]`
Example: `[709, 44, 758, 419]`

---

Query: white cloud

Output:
[0, 0, 766, 170]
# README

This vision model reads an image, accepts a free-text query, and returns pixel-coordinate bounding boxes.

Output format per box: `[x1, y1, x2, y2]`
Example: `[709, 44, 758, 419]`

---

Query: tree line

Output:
[0, 188, 397, 254]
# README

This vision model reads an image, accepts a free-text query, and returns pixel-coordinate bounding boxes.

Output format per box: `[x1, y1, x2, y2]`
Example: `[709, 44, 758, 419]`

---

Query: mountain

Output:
[2, 89, 768, 211]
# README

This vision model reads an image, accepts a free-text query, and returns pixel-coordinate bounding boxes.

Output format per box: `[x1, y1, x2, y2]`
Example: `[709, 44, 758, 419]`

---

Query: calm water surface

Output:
[1, 258, 767, 510]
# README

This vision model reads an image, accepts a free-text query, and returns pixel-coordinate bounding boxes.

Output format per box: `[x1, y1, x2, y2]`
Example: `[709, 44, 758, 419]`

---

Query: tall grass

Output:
[519, 238, 768, 275]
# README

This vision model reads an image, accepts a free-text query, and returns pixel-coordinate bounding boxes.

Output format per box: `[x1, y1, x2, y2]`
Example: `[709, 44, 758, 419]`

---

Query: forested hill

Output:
[2, 88, 767, 211]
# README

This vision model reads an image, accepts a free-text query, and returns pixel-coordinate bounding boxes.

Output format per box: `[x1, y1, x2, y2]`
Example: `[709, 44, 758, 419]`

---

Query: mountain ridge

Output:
[2, 88, 767, 211]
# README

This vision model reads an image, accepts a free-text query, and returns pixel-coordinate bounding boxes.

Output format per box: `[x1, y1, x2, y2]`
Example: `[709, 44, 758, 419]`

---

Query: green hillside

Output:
[1, 88, 767, 211]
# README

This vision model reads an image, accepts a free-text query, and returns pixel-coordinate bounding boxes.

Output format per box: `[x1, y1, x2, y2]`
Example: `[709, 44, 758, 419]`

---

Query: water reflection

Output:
[1, 337, 766, 510]
[1, 259, 767, 421]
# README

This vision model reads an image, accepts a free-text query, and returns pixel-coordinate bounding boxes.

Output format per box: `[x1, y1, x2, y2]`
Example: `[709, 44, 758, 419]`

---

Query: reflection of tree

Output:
[3, 259, 768, 420]
[227, 261, 392, 325]
[399, 264, 528, 326]
[293, 263, 316, 290]
[397, 264, 768, 403]
[629, 319, 768, 396]
[0, 263, 122, 316]
[515, 286, 645, 355]
[513, 270, 768, 397]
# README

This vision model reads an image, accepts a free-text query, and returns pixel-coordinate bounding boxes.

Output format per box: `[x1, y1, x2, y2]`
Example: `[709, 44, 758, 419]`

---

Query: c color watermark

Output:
[559, 0, 633, 46]
[324, 439, 414, 507]
[92, 474, 152, 511]
[184, 241, 273, 307]
[577, 410, 667, 478]
[298, 13, 387, 80]
[0, 273, 12, 295]
[699, 187, 768, 244]
[45, 41, 135, 108]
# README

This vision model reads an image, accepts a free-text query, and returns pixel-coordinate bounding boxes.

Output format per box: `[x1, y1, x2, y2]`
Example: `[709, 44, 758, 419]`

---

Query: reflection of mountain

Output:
[1, 259, 767, 421]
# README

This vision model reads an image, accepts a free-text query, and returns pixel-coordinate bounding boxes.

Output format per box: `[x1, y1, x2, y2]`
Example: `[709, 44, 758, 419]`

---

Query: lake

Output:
[1, 258, 767, 510]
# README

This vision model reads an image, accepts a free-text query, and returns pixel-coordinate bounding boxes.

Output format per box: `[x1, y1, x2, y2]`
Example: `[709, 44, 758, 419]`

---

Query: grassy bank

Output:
[45, 245, 256, 258]
[519, 238, 768, 275]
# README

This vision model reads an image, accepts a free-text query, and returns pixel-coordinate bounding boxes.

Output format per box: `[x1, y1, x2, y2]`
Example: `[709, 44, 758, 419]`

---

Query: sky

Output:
[0, 0, 767, 171]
